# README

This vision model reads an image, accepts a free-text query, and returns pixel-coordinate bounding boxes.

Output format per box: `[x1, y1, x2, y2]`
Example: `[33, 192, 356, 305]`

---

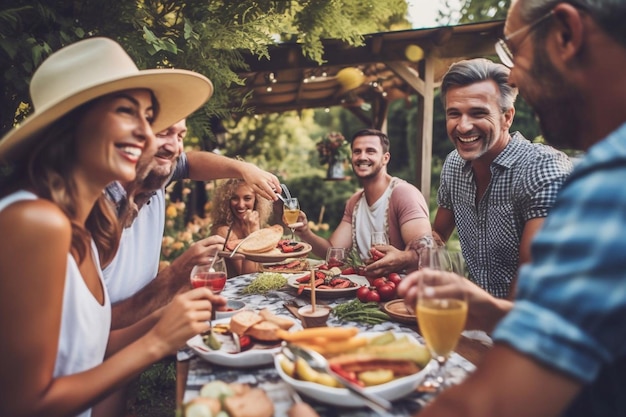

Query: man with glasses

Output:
[403, 1, 626, 416]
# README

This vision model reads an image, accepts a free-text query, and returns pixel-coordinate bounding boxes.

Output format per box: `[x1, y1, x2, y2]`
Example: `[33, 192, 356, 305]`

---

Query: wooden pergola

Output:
[234, 20, 505, 201]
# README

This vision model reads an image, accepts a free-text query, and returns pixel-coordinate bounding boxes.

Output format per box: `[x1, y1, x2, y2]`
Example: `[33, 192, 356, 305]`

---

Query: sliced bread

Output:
[258, 308, 295, 330]
[223, 388, 274, 417]
[245, 321, 281, 342]
[229, 310, 263, 335]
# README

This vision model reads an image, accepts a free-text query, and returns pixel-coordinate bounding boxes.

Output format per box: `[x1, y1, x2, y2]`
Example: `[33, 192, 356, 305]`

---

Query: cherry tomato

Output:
[341, 267, 356, 275]
[388, 273, 402, 286]
[372, 277, 387, 289]
[377, 284, 396, 301]
[356, 286, 371, 302]
[386, 281, 396, 290]
[366, 290, 381, 303]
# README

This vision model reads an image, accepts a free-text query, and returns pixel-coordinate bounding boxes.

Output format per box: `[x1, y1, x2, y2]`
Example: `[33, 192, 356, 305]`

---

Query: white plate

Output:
[274, 332, 432, 407]
[287, 273, 369, 298]
[187, 317, 302, 368]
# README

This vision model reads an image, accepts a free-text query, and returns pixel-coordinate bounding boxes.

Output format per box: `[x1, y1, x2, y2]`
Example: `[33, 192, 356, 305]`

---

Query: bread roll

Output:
[223, 388, 274, 417]
[229, 311, 263, 335]
[259, 308, 295, 330]
[239, 225, 284, 253]
[245, 321, 281, 342]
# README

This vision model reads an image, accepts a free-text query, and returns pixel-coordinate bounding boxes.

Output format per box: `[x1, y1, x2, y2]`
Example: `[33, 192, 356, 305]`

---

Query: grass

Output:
[126, 358, 177, 417]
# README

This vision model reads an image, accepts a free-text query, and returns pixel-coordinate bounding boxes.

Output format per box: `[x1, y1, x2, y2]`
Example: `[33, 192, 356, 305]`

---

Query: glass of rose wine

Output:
[283, 197, 300, 240]
[326, 247, 346, 269]
[190, 257, 228, 294]
[416, 247, 468, 393]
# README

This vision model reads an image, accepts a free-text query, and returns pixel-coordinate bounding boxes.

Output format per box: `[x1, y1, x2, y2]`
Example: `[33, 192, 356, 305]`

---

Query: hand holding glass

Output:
[190, 257, 227, 294]
[283, 197, 300, 240]
[416, 247, 468, 392]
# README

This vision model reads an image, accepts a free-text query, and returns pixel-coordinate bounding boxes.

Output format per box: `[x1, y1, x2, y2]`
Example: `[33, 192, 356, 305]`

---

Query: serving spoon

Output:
[280, 342, 392, 415]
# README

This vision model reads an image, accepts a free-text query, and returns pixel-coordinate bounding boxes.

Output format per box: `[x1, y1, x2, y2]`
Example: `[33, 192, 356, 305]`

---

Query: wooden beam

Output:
[385, 61, 425, 96]
[414, 53, 436, 203]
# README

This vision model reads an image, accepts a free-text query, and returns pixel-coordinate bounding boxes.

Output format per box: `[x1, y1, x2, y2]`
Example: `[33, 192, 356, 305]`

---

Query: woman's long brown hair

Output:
[0, 102, 121, 266]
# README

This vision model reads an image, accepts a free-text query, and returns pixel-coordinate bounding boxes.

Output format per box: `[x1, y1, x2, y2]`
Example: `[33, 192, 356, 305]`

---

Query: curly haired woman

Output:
[210, 178, 274, 276]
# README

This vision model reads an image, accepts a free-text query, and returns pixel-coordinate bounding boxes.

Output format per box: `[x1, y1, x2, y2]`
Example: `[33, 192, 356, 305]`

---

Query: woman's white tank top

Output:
[0, 190, 111, 417]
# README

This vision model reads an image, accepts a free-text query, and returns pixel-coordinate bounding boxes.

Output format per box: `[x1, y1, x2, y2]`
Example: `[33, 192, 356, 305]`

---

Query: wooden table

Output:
[176, 273, 491, 415]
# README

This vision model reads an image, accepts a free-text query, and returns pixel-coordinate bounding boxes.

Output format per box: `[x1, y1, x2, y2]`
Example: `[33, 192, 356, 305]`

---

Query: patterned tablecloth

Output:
[179, 272, 478, 416]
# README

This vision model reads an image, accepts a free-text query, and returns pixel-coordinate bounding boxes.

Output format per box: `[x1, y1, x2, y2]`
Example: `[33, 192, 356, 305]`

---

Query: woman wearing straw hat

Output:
[0, 37, 220, 417]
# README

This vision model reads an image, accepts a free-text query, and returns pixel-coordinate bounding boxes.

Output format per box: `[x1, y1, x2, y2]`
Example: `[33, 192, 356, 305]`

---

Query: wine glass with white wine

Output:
[283, 197, 300, 240]
[416, 247, 468, 393]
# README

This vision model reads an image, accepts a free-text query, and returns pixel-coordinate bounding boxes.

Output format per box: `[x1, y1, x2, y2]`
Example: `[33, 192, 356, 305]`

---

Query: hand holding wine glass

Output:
[190, 256, 228, 294]
[416, 247, 468, 393]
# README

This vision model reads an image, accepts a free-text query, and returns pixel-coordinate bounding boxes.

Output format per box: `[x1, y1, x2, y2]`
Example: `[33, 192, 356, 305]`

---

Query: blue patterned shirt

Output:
[493, 122, 626, 416]
[438, 132, 572, 297]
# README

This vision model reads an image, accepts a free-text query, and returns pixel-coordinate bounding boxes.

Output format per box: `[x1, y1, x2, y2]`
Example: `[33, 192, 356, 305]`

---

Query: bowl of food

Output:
[274, 330, 432, 407]
[215, 299, 246, 320]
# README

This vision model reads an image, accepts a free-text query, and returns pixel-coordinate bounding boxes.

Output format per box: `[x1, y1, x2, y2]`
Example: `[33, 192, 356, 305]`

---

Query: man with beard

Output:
[103, 119, 280, 329]
[400, 1, 626, 416]
[293, 128, 431, 275]
[96, 119, 280, 416]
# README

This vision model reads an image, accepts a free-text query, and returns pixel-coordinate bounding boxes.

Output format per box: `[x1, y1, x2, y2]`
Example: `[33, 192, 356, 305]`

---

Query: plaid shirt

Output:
[438, 132, 573, 298]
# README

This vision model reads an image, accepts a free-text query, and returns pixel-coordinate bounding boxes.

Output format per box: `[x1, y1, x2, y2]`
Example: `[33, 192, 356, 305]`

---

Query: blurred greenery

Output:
[0, 0, 409, 138]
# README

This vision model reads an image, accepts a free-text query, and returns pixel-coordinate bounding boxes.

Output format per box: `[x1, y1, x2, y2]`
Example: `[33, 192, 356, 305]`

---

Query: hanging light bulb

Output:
[405, 44, 424, 62]
[336, 67, 366, 96]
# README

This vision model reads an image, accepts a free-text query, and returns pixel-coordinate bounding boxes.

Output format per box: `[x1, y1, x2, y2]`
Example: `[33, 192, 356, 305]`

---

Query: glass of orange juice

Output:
[416, 247, 468, 393]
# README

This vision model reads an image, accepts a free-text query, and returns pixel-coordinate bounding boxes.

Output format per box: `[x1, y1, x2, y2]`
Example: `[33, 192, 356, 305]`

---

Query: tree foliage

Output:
[0, 0, 408, 137]
[438, 0, 510, 24]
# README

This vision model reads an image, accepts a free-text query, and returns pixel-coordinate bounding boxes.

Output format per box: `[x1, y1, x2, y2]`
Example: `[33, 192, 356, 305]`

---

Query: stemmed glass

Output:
[190, 256, 228, 294]
[415, 247, 468, 393]
[370, 231, 389, 248]
[283, 197, 300, 240]
[326, 247, 346, 268]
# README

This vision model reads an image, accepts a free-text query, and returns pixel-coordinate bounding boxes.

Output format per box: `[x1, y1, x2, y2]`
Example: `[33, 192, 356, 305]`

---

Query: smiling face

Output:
[229, 183, 257, 220]
[350, 135, 390, 180]
[137, 119, 187, 191]
[444, 80, 514, 162]
[74, 88, 155, 186]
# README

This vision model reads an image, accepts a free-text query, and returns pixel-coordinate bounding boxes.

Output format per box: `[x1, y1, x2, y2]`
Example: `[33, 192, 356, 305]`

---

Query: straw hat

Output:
[0, 37, 213, 161]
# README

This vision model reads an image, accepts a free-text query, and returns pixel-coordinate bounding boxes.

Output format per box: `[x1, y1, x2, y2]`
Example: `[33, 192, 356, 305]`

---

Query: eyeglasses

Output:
[495, 11, 554, 68]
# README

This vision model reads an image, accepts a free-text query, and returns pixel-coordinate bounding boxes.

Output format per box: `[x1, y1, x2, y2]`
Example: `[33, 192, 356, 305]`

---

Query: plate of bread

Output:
[223, 225, 312, 263]
[187, 309, 302, 368]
